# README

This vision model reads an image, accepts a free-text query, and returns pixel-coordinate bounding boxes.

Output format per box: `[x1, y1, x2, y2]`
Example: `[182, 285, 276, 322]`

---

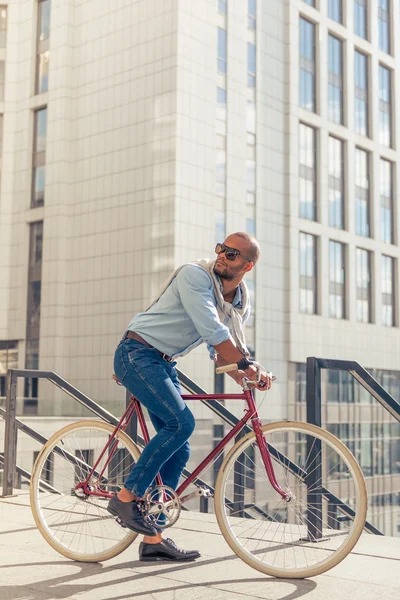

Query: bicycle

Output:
[30, 361, 367, 579]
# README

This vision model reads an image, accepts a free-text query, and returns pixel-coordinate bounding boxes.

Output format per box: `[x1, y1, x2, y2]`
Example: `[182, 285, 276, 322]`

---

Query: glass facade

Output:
[328, 0, 342, 23]
[329, 241, 346, 319]
[217, 27, 227, 74]
[248, 0, 256, 30]
[355, 148, 370, 237]
[354, 0, 367, 39]
[379, 65, 392, 147]
[328, 35, 343, 124]
[299, 123, 316, 220]
[299, 232, 317, 314]
[24, 222, 44, 411]
[299, 18, 315, 112]
[380, 159, 393, 244]
[356, 247, 372, 323]
[378, 0, 390, 54]
[381, 255, 395, 327]
[247, 42, 256, 87]
[0, 6, 7, 49]
[328, 136, 344, 229]
[354, 51, 369, 137]
[32, 108, 47, 208]
[36, 0, 51, 94]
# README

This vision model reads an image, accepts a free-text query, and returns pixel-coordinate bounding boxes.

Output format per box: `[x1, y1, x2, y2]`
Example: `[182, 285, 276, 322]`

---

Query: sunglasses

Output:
[215, 243, 252, 262]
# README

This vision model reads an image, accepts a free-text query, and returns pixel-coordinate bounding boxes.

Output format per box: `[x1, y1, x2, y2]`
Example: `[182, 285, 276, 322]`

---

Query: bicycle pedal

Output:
[116, 517, 127, 528]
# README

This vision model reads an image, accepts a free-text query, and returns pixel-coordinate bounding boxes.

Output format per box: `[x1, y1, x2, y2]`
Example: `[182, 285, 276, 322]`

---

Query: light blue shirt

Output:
[128, 265, 250, 360]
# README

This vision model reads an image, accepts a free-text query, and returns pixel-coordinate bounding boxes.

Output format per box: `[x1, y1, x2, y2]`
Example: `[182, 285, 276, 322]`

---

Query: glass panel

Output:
[27, 281, 41, 330]
[354, 0, 367, 39]
[247, 160, 255, 193]
[215, 211, 225, 244]
[382, 255, 394, 327]
[33, 166, 45, 208]
[248, 0, 256, 29]
[34, 108, 47, 153]
[299, 18, 315, 112]
[328, 0, 342, 23]
[247, 101, 256, 134]
[379, 65, 391, 147]
[329, 241, 345, 319]
[218, 0, 227, 14]
[0, 61, 5, 102]
[328, 136, 344, 228]
[378, 0, 390, 54]
[354, 51, 368, 136]
[218, 28, 227, 74]
[380, 159, 393, 244]
[36, 51, 50, 94]
[299, 123, 316, 220]
[0, 6, 7, 49]
[216, 149, 226, 197]
[356, 248, 371, 323]
[246, 218, 255, 237]
[328, 35, 343, 124]
[248, 42, 256, 87]
[355, 148, 370, 237]
[299, 232, 317, 314]
[30, 222, 43, 268]
[38, 0, 51, 42]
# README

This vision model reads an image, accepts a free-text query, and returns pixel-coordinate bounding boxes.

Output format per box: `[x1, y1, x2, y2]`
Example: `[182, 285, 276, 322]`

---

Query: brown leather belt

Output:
[123, 331, 173, 362]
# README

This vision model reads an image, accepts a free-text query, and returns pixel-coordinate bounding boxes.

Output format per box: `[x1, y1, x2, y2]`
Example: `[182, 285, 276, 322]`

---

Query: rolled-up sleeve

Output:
[176, 266, 232, 347]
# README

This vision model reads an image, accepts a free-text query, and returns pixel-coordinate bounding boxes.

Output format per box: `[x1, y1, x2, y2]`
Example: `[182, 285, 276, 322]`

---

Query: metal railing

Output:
[306, 357, 400, 538]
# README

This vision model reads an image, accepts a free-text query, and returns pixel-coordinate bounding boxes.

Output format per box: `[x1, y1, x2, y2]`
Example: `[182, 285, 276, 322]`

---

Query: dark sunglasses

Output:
[215, 243, 252, 262]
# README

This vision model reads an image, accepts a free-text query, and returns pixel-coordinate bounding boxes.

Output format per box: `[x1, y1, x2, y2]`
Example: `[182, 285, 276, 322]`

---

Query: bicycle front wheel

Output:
[30, 420, 141, 562]
[215, 421, 367, 579]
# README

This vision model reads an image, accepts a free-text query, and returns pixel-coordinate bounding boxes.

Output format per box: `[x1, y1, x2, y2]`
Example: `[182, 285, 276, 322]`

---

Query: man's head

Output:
[213, 232, 260, 281]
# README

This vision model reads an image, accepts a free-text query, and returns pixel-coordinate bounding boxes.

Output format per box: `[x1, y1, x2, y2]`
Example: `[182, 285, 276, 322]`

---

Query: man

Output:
[109, 232, 273, 562]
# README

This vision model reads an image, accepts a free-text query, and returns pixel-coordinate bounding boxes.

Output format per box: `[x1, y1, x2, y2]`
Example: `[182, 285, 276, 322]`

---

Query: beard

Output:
[213, 262, 239, 281]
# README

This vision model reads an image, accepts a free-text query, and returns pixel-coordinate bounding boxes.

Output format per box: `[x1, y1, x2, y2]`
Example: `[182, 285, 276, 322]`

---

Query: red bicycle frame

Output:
[75, 389, 288, 500]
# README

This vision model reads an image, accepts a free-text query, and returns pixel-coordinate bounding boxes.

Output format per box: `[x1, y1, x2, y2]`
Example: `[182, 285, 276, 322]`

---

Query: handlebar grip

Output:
[215, 363, 238, 374]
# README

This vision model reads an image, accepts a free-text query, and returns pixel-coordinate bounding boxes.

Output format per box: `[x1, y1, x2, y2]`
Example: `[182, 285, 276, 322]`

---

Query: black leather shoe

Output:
[139, 537, 201, 562]
[107, 495, 157, 537]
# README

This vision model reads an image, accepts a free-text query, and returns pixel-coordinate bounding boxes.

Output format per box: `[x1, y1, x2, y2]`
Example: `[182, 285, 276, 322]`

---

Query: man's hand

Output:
[232, 365, 273, 390]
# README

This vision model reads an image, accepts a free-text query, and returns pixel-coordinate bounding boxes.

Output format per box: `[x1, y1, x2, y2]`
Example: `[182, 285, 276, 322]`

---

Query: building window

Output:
[299, 232, 317, 314]
[218, 0, 227, 14]
[329, 241, 346, 319]
[0, 61, 5, 102]
[32, 108, 47, 208]
[355, 148, 370, 237]
[247, 42, 256, 87]
[303, 0, 315, 6]
[328, 35, 343, 124]
[215, 211, 225, 244]
[216, 149, 226, 197]
[246, 218, 255, 237]
[356, 248, 372, 323]
[247, 100, 256, 147]
[0, 7, 7, 49]
[248, 0, 256, 29]
[378, 0, 390, 54]
[33, 451, 53, 485]
[36, 0, 51, 94]
[299, 18, 316, 112]
[382, 255, 395, 327]
[379, 65, 392, 147]
[216, 87, 227, 135]
[299, 123, 316, 221]
[246, 159, 255, 202]
[380, 159, 393, 244]
[0, 341, 18, 399]
[328, 136, 344, 229]
[354, 51, 369, 137]
[354, 0, 367, 39]
[24, 222, 43, 409]
[217, 27, 227, 74]
[328, 0, 342, 23]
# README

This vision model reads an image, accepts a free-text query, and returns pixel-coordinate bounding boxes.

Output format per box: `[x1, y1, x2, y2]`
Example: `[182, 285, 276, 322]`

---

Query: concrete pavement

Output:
[0, 491, 399, 600]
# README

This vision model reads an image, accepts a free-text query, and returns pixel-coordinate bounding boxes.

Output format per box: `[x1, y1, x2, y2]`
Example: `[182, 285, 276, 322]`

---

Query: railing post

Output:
[305, 357, 323, 540]
[2, 370, 18, 497]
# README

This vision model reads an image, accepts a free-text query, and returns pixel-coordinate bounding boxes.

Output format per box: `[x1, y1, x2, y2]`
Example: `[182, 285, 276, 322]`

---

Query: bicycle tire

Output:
[214, 421, 367, 579]
[30, 420, 141, 562]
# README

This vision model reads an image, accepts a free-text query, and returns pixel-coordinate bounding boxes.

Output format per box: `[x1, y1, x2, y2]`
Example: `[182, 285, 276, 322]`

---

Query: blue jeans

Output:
[114, 338, 195, 498]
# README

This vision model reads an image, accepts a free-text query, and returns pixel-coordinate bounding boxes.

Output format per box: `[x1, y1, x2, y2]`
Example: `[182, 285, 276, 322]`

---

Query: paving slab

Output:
[0, 493, 399, 600]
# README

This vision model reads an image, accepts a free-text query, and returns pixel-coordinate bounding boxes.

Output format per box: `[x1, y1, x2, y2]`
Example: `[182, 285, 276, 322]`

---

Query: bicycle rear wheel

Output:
[30, 420, 141, 562]
[215, 421, 367, 579]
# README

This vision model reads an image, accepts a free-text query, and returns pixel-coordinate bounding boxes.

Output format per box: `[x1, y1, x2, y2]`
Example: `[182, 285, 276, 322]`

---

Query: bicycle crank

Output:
[143, 485, 181, 530]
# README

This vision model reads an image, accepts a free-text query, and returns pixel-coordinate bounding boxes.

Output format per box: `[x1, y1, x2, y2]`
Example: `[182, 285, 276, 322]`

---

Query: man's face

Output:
[213, 236, 252, 281]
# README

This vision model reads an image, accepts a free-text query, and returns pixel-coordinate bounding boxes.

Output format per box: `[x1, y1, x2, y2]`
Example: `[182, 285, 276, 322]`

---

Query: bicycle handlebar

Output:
[215, 360, 277, 386]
